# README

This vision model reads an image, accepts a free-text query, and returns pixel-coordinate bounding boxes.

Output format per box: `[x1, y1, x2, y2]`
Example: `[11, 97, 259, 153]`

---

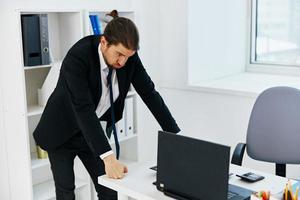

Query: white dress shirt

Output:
[96, 44, 119, 160]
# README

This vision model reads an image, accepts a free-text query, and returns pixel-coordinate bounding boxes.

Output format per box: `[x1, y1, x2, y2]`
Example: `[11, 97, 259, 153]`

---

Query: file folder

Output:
[116, 115, 126, 140]
[125, 97, 134, 136]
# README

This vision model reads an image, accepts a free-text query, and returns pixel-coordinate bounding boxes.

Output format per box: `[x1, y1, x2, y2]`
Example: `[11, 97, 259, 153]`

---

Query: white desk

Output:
[98, 161, 293, 200]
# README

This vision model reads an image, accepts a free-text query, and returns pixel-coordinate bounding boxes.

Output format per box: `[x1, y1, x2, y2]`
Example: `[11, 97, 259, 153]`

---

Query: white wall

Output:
[135, 0, 254, 164]
[0, 5, 12, 200]
[156, 0, 248, 87]
[0, 88, 10, 200]
[133, 0, 160, 82]
[131, 1, 190, 163]
[188, 0, 248, 83]
[158, 0, 188, 88]
[0, 24, 10, 199]
[131, 0, 162, 162]
[151, 0, 300, 179]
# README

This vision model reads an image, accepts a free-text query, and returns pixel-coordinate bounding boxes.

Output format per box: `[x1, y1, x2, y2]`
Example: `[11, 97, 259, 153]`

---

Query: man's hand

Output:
[103, 154, 128, 179]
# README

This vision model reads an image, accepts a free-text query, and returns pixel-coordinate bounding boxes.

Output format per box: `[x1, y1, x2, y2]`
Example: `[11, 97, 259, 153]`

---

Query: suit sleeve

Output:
[61, 51, 112, 156]
[131, 53, 180, 133]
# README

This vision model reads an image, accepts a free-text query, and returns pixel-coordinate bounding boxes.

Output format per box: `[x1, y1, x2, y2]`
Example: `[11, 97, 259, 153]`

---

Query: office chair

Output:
[231, 86, 300, 177]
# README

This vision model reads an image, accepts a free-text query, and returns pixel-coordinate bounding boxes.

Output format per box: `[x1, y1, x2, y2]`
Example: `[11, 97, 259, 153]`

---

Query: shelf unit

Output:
[16, 8, 139, 200]
[24, 64, 52, 71]
[19, 10, 92, 200]
[27, 105, 45, 117]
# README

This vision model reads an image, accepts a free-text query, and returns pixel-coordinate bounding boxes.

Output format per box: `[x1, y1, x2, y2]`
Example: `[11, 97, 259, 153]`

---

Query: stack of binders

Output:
[115, 97, 134, 141]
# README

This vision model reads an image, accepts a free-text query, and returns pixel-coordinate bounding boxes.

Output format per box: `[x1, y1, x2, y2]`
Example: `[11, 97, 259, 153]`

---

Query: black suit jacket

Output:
[33, 35, 180, 156]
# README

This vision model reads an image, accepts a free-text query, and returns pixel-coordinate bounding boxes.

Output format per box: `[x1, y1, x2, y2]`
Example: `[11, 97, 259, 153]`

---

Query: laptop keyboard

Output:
[227, 191, 246, 200]
[152, 164, 250, 200]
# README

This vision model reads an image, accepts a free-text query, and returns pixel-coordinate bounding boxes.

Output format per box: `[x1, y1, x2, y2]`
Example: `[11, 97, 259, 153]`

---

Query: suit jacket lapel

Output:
[116, 67, 127, 99]
[92, 36, 102, 106]
[95, 61, 101, 104]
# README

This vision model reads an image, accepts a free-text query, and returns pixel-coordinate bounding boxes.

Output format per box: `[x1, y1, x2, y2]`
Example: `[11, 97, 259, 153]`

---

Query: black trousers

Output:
[47, 131, 117, 200]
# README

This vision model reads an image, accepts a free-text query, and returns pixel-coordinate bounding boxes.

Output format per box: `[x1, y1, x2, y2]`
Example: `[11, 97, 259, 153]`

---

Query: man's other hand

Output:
[103, 153, 128, 179]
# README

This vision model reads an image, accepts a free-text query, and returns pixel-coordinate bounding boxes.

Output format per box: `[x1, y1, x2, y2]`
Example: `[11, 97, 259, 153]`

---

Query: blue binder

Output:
[89, 15, 101, 35]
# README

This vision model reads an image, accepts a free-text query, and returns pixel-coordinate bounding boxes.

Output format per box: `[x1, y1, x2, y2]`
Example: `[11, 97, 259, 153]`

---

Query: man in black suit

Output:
[33, 16, 180, 200]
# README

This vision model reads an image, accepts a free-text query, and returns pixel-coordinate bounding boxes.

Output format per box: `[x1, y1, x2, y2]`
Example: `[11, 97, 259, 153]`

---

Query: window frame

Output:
[246, 0, 300, 76]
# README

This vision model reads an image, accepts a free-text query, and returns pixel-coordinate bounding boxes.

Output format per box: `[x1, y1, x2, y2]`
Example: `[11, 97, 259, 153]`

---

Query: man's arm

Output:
[131, 53, 180, 133]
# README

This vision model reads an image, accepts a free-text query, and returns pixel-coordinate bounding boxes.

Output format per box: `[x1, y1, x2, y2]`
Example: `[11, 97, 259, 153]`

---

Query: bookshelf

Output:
[24, 64, 52, 71]
[19, 10, 92, 200]
[14, 8, 139, 200]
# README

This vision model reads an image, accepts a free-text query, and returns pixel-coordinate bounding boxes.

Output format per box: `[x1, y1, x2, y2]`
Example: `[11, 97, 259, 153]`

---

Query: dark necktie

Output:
[107, 68, 120, 159]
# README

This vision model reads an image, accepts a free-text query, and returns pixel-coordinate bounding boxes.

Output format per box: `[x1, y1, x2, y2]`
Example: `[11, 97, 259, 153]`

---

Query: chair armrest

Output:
[231, 143, 246, 166]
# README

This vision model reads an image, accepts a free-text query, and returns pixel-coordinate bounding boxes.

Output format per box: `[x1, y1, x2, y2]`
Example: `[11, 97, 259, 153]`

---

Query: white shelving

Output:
[27, 105, 45, 117]
[24, 64, 52, 70]
[109, 133, 137, 145]
[127, 90, 136, 97]
[119, 157, 138, 167]
[31, 152, 49, 170]
[19, 10, 91, 200]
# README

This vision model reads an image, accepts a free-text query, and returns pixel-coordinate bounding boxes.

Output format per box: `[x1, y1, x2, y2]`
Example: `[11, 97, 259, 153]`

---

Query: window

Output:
[251, 0, 300, 67]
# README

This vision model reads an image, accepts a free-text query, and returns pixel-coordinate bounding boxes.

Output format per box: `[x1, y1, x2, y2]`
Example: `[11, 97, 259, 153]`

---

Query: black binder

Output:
[21, 14, 50, 66]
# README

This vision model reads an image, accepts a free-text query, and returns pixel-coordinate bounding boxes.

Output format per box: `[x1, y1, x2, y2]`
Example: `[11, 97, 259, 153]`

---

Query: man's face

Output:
[100, 37, 135, 69]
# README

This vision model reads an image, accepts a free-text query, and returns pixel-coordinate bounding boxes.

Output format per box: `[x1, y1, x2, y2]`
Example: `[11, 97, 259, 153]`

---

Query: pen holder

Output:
[36, 145, 48, 159]
[282, 190, 299, 200]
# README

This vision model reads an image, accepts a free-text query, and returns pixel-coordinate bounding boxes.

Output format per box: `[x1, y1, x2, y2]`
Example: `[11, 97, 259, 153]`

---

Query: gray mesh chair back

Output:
[246, 86, 300, 176]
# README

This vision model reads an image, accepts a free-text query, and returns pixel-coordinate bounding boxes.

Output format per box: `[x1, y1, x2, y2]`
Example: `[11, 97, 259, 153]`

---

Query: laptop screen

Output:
[156, 131, 230, 200]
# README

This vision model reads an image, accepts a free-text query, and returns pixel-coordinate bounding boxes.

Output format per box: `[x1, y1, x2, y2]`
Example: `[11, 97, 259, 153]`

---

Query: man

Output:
[33, 16, 180, 200]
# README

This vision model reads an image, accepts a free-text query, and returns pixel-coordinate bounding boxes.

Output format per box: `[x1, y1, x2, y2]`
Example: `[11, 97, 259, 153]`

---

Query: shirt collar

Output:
[98, 43, 109, 72]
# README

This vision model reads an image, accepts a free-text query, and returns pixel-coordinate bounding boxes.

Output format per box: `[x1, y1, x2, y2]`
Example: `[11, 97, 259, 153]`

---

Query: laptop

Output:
[155, 131, 253, 200]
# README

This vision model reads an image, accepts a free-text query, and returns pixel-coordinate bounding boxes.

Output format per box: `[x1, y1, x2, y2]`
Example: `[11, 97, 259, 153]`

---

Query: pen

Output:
[288, 180, 293, 200]
[284, 184, 288, 200]
[288, 189, 293, 200]
[295, 187, 299, 200]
